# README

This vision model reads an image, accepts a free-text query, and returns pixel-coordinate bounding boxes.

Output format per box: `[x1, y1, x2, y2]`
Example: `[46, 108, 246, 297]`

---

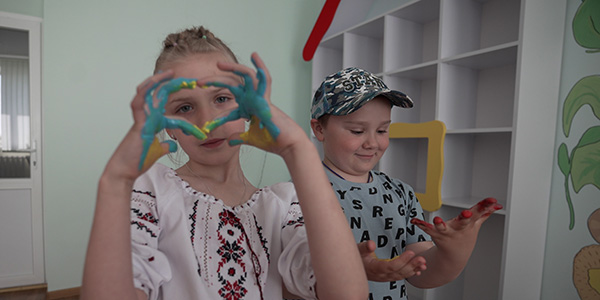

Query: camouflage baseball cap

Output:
[310, 67, 413, 119]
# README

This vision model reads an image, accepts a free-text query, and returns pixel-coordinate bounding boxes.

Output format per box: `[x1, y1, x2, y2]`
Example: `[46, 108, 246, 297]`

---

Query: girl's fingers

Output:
[250, 52, 272, 100]
[216, 60, 258, 86]
[131, 70, 174, 122]
[136, 70, 175, 97]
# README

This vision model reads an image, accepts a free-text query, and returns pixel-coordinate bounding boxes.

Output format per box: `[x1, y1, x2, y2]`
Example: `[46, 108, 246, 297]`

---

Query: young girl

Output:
[310, 67, 503, 300]
[81, 27, 368, 300]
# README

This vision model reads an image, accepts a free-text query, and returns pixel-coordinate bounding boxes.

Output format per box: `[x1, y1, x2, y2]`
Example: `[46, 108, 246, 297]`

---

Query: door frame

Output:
[0, 11, 43, 288]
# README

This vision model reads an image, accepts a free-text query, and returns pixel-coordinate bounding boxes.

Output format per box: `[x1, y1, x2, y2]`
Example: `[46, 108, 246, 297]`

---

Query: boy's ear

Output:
[310, 119, 325, 142]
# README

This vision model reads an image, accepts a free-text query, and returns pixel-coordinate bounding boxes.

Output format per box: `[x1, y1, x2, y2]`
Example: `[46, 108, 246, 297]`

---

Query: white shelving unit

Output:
[311, 0, 566, 299]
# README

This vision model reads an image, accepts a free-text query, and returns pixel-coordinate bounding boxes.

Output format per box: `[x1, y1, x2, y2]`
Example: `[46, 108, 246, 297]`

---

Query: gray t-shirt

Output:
[324, 168, 431, 300]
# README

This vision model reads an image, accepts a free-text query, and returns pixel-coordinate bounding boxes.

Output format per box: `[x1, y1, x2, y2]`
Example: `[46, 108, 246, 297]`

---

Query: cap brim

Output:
[378, 90, 414, 109]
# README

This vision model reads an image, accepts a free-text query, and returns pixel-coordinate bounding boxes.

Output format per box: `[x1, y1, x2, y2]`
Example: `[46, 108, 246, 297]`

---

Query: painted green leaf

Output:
[558, 143, 571, 176]
[573, 0, 600, 53]
[571, 126, 600, 192]
[563, 75, 600, 137]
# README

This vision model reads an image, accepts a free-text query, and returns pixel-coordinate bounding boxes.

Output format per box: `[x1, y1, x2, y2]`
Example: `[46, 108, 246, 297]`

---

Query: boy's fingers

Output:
[411, 218, 433, 230]
[357, 240, 376, 257]
[433, 216, 447, 231]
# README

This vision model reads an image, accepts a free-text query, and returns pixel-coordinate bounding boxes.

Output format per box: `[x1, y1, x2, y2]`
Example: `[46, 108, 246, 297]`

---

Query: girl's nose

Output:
[196, 106, 219, 127]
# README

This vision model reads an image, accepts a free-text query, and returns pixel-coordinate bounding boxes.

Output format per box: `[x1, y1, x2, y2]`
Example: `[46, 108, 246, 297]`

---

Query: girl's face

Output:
[315, 96, 392, 181]
[162, 52, 245, 166]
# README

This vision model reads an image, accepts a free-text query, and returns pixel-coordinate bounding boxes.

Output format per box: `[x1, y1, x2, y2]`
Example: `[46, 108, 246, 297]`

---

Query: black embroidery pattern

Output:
[132, 189, 156, 198]
[252, 214, 270, 263]
[131, 220, 157, 238]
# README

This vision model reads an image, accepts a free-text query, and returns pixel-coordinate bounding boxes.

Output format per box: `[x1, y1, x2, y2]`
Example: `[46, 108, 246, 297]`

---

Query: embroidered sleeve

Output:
[277, 191, 317, 299]
[130, 188, 172, 300]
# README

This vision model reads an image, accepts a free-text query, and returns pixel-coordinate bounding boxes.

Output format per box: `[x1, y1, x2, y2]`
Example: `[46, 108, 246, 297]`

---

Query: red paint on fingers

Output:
[459, 210, 473, 220]
[477, 197, 497, 211]
[411, 218, 434, 229]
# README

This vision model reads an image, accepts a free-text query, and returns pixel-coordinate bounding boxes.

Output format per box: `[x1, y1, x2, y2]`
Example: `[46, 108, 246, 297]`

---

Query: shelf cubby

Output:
[383, 0, 440, 71]
[344, 18, 385, 73]
[440, 0, 521, 58]
[442, 132, 511, 209]
[312, 35, 344, 90]
[379, 138, 429, 195]
[437, 52, 517, 130]
[384, 65, 437, 124]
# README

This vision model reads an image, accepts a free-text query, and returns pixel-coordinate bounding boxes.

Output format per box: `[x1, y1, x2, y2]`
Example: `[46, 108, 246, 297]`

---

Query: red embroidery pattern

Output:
[131, 208, 158, 225]
[216, 210, 249, 299]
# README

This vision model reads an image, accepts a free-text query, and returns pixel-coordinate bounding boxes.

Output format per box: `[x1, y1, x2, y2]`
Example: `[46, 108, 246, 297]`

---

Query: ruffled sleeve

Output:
[273, 183, 318, 300]
[130, 167, 172, 300]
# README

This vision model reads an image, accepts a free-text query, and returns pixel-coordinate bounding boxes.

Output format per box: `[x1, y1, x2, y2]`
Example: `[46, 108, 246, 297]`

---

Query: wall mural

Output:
[559, 0, 600, 298]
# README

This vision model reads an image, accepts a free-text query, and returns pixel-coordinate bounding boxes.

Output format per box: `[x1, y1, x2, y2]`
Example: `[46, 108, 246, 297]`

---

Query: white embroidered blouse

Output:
[130, 163, 316, 300]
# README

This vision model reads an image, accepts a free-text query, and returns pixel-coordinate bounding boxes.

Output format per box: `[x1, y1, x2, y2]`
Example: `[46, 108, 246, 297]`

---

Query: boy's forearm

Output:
[280, 140, 368, 299]
[407, 245, 471, 288]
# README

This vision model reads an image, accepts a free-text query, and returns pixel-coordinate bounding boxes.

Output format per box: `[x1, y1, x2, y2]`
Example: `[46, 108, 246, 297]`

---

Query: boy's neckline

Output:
[321, 161, 372, 183]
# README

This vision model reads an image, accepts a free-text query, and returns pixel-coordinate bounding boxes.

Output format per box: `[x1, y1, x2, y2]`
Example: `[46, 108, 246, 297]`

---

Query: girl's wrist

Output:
[99, 165, 138, 190]
[278, 136, 315, 163]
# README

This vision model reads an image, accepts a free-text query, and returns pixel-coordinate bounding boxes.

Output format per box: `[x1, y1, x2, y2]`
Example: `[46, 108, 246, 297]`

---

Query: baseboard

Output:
[0, 283, 47, 299]
[47, 287, 80, 300]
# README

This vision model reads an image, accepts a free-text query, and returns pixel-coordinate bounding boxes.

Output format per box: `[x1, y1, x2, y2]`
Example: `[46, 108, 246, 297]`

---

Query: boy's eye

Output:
[350, 130, 364, 135]
[378, 129, 388, 134]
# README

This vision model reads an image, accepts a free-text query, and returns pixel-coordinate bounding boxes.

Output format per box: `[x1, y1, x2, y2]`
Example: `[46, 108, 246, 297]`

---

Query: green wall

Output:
[40, 0, 321, 291]
[0, 0, 42, 18]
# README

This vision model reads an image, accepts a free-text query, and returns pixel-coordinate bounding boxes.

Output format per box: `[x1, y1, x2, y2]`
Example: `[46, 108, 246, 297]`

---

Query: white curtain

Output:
[0, 58, 29, 151]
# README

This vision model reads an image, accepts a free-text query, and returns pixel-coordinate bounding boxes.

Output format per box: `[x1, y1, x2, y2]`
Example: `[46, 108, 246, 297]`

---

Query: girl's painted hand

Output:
[199, 52, 309, 156]
[103, 70, 177, 182]
[358, 240, 427, 282]
[410, 197, 503, 253]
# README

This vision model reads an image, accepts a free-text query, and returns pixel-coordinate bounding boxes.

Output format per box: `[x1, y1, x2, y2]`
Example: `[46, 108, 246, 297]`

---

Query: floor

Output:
[0, 285, 79, 300]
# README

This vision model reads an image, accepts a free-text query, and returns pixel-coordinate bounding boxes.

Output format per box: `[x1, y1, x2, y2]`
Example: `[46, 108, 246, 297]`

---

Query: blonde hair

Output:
[154, 26, 238, 73]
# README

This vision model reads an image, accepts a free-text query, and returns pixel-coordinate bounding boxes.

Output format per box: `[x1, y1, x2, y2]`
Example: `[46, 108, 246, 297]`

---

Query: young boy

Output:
[310, 67, 502, 300]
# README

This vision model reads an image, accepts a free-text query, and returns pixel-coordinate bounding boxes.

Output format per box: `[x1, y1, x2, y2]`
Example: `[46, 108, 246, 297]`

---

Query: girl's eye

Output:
[216, 95, 231, 104]
[378, 129, 388, 134]
[176, 104, 192, 113]
[350, 130, 364, 135]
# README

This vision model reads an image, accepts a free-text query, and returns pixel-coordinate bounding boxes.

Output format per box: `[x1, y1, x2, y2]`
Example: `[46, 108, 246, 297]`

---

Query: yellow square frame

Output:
[388, 120, 446, 212]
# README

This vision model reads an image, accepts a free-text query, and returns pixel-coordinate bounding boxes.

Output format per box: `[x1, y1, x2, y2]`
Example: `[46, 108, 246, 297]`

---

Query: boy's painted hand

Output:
[410, 197, 503, 254]
[358, 240, 427, 282]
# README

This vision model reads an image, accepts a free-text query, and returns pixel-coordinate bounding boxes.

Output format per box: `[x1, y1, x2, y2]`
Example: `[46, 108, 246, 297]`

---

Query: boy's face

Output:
[313, 96, 392, 182]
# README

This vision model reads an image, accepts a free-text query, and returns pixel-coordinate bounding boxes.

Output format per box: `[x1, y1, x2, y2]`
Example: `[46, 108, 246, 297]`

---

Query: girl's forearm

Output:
[281, 141, 368, 300]
[81, 174, 140, 300]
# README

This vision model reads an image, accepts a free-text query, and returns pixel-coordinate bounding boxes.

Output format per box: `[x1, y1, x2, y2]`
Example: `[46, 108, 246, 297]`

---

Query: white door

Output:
[0, 12, 43, 288]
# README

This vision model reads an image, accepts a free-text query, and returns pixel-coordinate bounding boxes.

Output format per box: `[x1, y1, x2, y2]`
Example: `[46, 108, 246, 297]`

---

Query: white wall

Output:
[40, 0, 323, 291]
[541, 0, 600, 299]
